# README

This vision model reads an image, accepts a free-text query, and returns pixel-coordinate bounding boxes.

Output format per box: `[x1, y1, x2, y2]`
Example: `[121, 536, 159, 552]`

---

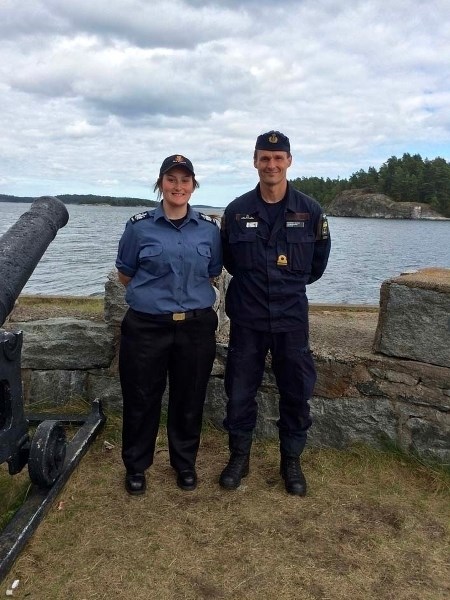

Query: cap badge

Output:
[174, 155, 185, 163]
[269, 134, 278, 144]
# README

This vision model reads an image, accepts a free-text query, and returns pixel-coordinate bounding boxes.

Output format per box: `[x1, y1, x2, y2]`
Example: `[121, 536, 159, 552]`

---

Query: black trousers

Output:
[119, 308, 218, 473]
[223, 323, 316, 457]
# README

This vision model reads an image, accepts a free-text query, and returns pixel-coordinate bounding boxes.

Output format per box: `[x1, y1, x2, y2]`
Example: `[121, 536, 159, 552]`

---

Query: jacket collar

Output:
[252, 183, 297, 213]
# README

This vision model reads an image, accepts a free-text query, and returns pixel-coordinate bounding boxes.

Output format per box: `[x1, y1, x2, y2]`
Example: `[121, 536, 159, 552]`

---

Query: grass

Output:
[8, 295, 104, 322]
[0, 398, 95, 530]
[0, 467, 30, 531]
[1, 413, 449, 600]
[16, 295, 103, 309]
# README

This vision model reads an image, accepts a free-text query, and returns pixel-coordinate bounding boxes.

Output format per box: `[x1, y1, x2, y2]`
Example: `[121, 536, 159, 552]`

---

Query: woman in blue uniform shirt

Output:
[116, 155, 222, 494]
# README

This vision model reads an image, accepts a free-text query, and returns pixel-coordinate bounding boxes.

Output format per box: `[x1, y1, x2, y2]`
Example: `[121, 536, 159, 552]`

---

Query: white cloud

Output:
[96, 178, 119, 186]
[65, 119, 102, 137]
[0, 0, 449, 206]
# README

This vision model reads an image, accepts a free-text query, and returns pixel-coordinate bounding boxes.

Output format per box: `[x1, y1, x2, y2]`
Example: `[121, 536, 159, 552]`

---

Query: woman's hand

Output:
[117, 270, 132, 286]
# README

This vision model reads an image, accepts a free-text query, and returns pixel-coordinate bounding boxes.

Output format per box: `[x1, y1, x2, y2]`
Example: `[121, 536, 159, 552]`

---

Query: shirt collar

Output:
[186, 206, 200, 224]
[285, 184, 298, 212]
[153, 202, 166, 221]
[153, 202, 199, 225]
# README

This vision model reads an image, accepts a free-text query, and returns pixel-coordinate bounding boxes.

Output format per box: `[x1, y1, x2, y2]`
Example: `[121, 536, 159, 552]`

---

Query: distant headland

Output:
[0, 194, 225, 211]
[326, 190, 448, 220]
[0, 193, 158, 207]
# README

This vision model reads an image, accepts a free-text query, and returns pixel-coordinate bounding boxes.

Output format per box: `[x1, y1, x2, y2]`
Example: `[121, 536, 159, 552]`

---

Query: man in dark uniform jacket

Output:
[219, 130, 331, 495]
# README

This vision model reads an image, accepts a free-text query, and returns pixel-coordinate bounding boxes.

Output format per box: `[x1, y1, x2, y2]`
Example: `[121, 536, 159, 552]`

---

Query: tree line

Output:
[0, 194, 158, 207]
[290, 153, 450, 217]
[56, 194, 158, 207]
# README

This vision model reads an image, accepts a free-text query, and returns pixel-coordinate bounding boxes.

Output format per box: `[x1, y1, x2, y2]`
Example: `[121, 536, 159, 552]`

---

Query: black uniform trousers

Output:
[223, 322, 316, 457]
[119, 308, 218, 474]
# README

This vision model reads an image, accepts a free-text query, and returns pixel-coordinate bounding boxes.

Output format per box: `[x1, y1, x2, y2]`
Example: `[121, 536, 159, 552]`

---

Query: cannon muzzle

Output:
[0, 196, 69, 326]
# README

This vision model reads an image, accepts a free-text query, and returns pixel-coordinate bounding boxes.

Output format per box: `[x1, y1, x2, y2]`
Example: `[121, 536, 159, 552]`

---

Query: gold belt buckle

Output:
[172, 312, 186, 321]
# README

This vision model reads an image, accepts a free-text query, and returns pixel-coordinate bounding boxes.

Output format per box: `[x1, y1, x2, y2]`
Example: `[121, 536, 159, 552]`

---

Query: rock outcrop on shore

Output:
[327, 189, 446, 219]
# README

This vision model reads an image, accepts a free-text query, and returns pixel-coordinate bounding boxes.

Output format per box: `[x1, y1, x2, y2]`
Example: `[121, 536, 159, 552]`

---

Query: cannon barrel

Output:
[0, 196, 69, 326]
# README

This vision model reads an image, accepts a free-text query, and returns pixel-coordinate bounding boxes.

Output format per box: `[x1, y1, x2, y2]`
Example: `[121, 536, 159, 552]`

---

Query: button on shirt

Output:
[116, 204, 222, 314]
[221, 184, 331, 332]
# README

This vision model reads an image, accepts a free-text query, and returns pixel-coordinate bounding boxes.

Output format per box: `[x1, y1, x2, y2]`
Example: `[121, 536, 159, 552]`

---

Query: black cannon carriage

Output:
[0, 330, 67, 487]
[0, 196, 106, 582]
[0, 196, 70, 487]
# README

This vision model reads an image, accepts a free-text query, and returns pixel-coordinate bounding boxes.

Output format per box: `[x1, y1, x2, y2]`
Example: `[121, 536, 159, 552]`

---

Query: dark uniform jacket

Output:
[221, 183, 331, 332]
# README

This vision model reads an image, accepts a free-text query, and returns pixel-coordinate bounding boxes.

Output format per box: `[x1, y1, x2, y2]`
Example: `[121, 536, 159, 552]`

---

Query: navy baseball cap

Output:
[255, 130, 290, 152]
[159, 155, 195, 176]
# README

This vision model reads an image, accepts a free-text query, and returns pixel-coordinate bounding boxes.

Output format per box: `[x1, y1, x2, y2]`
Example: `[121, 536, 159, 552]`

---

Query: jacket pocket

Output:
[229, 230, 257, 270]
[286, 228, 315, 271]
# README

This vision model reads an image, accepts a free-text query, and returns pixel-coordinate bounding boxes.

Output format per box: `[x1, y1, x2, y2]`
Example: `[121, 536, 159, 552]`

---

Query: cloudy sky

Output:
[1, 0, 449, 207]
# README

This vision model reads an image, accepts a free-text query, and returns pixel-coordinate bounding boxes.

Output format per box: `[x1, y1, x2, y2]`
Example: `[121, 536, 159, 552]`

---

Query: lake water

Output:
[1, 202, 449, 304]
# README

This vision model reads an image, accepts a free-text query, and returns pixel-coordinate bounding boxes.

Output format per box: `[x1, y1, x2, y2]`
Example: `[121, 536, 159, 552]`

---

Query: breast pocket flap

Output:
[140, 243, 163, 259]
[197, 244, 211, 258]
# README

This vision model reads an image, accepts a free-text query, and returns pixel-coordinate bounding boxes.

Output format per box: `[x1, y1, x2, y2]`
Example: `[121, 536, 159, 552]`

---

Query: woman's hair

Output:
[153, 171, 200, 201]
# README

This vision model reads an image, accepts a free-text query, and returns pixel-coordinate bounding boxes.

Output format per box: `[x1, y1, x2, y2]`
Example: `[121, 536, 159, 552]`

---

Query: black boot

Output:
[219, 431, 252, 490]
[280, 456, 307, 496]
[125, 471, 146, 495]
[219, 453, 249, 489]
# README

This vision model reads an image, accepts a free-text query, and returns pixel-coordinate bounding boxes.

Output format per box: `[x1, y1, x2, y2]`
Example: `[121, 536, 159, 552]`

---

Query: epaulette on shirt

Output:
[198, 212, 219, 226]
[130, 211, 150, 224]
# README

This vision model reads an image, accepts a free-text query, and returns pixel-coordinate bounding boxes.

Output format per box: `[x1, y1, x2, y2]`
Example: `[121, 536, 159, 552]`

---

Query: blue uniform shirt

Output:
[116, 203, 222, 314]
[221, 184, 331, 332]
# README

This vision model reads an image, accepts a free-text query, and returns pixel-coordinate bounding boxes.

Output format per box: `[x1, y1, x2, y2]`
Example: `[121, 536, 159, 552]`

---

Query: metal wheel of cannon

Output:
[28, 420, 67, 487]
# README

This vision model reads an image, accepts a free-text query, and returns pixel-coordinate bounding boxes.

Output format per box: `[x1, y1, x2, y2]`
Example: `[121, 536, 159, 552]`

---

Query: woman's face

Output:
[161, 167, 194, 210]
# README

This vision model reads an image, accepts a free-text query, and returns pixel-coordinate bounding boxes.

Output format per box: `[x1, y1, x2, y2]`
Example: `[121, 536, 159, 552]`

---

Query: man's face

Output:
[254, 150, 292, 187]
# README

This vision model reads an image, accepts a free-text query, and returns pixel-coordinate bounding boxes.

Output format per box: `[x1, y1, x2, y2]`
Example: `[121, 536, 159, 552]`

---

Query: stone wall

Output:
[373, 268, 450, 368]
[5, 269, 450, 463]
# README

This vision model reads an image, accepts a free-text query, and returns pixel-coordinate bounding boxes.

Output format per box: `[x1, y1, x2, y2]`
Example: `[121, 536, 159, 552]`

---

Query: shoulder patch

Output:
[198, 212, 219, 226]
[130, 211, 150, 224]
[317, 214, 329, 240]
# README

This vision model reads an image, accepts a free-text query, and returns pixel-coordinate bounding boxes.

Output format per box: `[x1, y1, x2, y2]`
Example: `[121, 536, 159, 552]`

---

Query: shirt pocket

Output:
[286, 227, 315, 272]
[229, 230, 257, 270]
[195, 243, 212, 277]
[138, 243, 170, 277]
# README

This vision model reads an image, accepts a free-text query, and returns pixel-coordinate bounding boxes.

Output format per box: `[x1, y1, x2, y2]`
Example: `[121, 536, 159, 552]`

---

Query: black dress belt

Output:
[130, 307, 213, 322]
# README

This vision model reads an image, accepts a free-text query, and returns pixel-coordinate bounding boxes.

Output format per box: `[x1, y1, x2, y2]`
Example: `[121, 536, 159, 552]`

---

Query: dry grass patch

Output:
[8, 295, 104, 322]
[2, 416, 449, 600]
